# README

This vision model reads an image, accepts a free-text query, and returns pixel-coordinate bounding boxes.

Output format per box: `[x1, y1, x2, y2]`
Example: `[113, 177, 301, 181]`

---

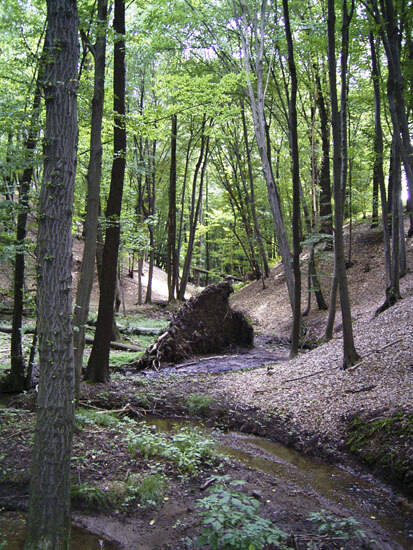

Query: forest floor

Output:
[0, 220, 412, 549]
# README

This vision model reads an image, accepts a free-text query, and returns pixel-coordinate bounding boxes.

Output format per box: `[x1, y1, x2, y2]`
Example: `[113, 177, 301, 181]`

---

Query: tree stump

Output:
[134, 281, 253, 370]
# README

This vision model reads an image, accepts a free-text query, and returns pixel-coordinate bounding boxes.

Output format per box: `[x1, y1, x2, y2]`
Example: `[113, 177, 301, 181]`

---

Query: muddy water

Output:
[0, 511, 121, 549]
[141, 416, 413, 549]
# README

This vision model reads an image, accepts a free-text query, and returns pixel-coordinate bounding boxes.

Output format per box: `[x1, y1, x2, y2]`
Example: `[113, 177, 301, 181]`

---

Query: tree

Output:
[86, 0, 126, 383]
[25, 0, 79, 546]
[73, 0, 108, 401]
[325, 0, 360, 369]
[282, 0, 301, 358]
[235, 0, 295, 311]
[366, 0, 413, 235]
[4, 50, 44, 393]
[167, 113, 179, 301]
[178, 115, 211, 300]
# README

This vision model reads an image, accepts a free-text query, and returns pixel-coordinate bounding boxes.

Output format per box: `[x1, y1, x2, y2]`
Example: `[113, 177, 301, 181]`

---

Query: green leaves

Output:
[196, 475, 291, 550]
[126, 425, 215, 473]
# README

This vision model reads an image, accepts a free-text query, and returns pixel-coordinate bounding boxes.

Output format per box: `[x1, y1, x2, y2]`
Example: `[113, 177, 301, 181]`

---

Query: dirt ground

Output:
[0, 221, 412, 549]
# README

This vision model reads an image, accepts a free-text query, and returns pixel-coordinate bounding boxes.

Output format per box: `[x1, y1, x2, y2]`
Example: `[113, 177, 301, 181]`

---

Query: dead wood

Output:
[133, 281, 254, 370]
[0, 325, 142, 352]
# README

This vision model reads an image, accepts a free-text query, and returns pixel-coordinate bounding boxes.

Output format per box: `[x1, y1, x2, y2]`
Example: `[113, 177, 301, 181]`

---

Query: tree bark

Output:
[367, 0, 413, 229]
[236, 0, 295, 312]
[314, 65, 333, 238]
[326, 0, 359, 368]
[86, 0, 126, 383]
[282, 0, 301, 358]
[6, 51, 44, 393]
[178, 116, 210, 300]
[73, 0, 108, 402]
[167, 114, 178, 302]
[240, 100, 269, 277]
[25, 0, 78, 546]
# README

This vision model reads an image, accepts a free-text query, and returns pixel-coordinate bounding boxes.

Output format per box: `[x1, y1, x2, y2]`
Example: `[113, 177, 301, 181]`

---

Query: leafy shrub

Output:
[195, 476, 291, 550]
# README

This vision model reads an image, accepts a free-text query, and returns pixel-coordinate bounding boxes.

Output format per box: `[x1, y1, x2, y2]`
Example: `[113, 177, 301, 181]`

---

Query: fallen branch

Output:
[84, 336, 142, 352]
[176, 354, 232, 368]
[0, 325, 142, 352]
[280, 367, 339, 385]
[348, 337, 403, 371]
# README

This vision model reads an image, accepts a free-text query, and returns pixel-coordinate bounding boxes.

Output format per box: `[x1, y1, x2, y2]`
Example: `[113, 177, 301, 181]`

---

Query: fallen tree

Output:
[133, 281, 254, 370]
[0, 326, 143, 352]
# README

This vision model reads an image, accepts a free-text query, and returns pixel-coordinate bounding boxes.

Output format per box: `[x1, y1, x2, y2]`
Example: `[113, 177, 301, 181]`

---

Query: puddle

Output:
[0, 511, 122, 549]
[140, 416, 413, 549]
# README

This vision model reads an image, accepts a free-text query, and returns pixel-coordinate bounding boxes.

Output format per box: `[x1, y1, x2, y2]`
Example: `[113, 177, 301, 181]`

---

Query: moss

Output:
[345, 411, 413, 496]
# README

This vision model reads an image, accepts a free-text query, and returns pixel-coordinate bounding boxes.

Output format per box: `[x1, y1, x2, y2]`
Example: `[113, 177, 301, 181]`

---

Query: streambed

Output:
[1, 402, 412, 549]
[140, 416, 413, 549]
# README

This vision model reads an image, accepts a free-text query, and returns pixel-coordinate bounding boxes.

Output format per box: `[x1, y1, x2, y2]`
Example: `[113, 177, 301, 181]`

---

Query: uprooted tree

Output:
[134, 281, 254, 370]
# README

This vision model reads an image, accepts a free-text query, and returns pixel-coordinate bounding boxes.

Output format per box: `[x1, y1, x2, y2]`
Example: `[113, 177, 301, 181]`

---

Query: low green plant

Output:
[195, 476, 291, 550]
[135, 391, 151, 408]
[126, 425, 214, 473]
[185, 393, 213, 416]
[75, 407, 121, 429]
[308, 509, 365, 543]
[109, 350, 140, 366]
[124, 472, 168, 508]
[70, 484, 111, 510]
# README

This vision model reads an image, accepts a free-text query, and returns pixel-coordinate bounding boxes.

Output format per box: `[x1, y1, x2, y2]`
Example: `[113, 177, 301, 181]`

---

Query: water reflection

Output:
[0, 512, 121, 549]
[141, 416, 413, 549]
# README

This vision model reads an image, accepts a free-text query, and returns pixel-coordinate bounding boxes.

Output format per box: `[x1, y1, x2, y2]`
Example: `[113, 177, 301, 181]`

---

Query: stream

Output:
[1, 404, 412, 548]
[0, 511, 120, 549]
[141, 416, 413, 549]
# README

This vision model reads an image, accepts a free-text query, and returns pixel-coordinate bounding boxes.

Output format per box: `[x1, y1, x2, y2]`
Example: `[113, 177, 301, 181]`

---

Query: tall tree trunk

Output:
[5, 54, 44, 393]
[236, 0, 295, 312]
[390, 137, 401, 299]
[167, 114, 178, 302]
[178, 117, 210, 301]
[73, 0, 108, 402]
[368, 0, 413, 230]
[240, 100, 269, 277]
[25, 0, 78, 546]
[370, 30, 393, 315]
[326, 0, 359, 368]
[86, 0, 126, 383]
[145, 140, 157, 303]
[283, 0, 301, 358]
[314, 65, 333, 238]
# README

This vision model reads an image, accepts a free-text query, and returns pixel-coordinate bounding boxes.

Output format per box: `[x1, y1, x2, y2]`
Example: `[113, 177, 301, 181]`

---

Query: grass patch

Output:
[185, 393, 214, 416]
[70, 484, 111, 510]
[109, 350, 141, 366]
[124, 472, 168, 508]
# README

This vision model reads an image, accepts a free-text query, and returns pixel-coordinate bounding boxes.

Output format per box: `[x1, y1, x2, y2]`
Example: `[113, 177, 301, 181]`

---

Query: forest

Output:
[0, 0, 412, 548]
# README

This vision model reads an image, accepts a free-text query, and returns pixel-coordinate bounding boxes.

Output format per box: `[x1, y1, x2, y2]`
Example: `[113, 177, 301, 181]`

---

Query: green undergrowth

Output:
[109, 350, 143, 366]
[126, 424, 216, 473]
[196, 475, 292, 550]
[75, 407, 128, 429]
[185, 393, 214, 416]
[71, 472, 168, 511]
[346, 411, 413, 496]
